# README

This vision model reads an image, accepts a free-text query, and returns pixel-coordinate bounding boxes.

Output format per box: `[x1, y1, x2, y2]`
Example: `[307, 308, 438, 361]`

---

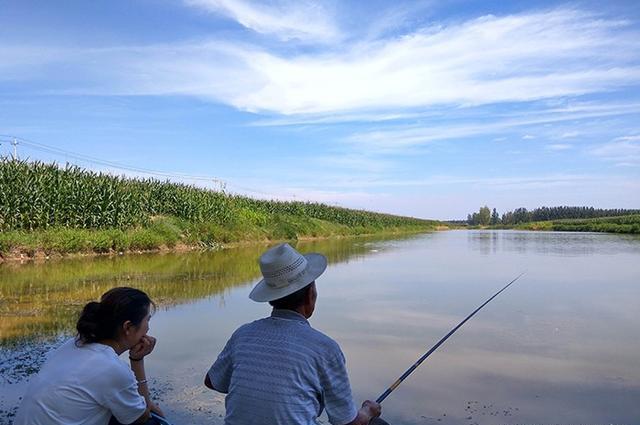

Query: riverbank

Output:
[464, 214, 640, 234]
[509, 214, 640, 233]
[0, 158, 442, 262]
[0, 221, 438, 263]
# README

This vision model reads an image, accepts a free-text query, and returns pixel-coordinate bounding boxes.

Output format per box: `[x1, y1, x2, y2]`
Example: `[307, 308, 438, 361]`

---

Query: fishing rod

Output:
[376, 272, 526, 404]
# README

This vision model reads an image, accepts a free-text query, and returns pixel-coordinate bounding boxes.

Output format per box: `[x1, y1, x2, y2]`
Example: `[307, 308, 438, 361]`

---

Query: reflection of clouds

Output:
[340, 312, 639, 388]
[446, 348, 638, 387]
[345, 334, 640, 424]
[337, 299, 640, 383]
[3, 230, 639, 424]
[371, 368, 640, 425]
[339, 306, 502, 335]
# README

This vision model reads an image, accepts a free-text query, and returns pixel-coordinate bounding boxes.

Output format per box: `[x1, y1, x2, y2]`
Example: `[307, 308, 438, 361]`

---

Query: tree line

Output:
[467, 206, 640, 226]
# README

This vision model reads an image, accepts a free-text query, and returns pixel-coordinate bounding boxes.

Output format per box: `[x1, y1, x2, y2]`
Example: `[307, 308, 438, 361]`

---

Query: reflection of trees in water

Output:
[467, 230, 640, 256]
[0, 234, 412, 344]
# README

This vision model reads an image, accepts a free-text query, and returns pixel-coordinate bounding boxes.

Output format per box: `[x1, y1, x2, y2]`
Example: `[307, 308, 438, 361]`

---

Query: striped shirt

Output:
[208, 309, 358, 425]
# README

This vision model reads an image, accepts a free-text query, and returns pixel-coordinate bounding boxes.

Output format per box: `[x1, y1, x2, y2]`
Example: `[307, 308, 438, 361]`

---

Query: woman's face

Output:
[123, 309, 151, 348]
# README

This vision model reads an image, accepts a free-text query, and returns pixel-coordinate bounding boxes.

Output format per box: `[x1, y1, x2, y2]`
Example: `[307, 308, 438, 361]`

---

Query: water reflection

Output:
[0, 234, 413, 345]
[467, 230, 640, 256]
[1, 230, 639, 425]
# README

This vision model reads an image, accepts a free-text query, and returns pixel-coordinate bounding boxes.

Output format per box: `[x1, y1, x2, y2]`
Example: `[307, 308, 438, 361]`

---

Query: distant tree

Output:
[467, 211, 479, 225]
[501, 211, 513, 225]
[491, 208, 500, 225]
[511, 208, 529, 223]
[498, 206, 640, 223]
[478, 206, 491, 225]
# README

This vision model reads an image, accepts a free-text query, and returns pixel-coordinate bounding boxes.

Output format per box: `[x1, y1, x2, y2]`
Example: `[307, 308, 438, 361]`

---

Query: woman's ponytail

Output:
[75, 287, 154, 346]
[76, 301, 104, 344]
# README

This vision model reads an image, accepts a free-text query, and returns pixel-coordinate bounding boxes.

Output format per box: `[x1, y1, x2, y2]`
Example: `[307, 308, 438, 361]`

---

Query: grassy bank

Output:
[0, 159, 441, 258]
[511, 214, 640, 234]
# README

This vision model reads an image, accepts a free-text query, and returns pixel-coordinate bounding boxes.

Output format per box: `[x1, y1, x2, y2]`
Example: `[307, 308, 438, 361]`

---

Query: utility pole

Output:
[11, 138, 18, 160]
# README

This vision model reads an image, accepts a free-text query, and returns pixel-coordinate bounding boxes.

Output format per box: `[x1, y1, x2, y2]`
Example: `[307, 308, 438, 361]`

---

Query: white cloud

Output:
[2, 8, 639, 116]
[314, 154, 392, 173]
[546, 143, 573, 151]
[590, 135, 640, 165]
[184, 0, 340, 42]
[345, 103, 640, 153]
[560, 131, 581, 138]
[222, 8, 640, 114]
[271, 173, 598, 190]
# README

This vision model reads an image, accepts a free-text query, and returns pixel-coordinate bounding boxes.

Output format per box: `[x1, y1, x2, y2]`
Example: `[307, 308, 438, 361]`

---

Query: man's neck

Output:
[294, 306, 309, 318]
[271, 308, 309, 321]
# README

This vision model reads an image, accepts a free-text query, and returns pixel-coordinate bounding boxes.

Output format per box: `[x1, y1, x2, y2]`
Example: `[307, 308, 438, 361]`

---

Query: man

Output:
[205, 243, 385, 425]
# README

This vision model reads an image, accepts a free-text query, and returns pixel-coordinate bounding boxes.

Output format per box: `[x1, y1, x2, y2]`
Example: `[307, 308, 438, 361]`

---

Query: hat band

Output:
[264, 257, 307, 289]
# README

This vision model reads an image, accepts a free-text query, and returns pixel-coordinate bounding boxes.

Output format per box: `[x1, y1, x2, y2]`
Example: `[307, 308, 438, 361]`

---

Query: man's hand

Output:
[360, 400, 381, 419]
[347, 399, 382, 425]
[129, 335, 157, 360]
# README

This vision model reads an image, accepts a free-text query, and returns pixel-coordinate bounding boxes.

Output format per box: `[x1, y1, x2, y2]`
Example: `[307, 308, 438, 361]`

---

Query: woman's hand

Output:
[150, 403, 165, 418]
[129, 335, 157, 360]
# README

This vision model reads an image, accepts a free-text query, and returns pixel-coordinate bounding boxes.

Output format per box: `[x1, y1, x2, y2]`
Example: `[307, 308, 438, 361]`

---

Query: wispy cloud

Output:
[590, 135, 640, 166]
[226, 8, 640, 114]
[2, 8, 639, 116]
[546, 143, 573, 151]
[184, 0, 340, 43]
[560, 131, 581, 138]
[345, 103, 640, 153]
[314, 153, 393, 173]
[269, 173, 599, 191]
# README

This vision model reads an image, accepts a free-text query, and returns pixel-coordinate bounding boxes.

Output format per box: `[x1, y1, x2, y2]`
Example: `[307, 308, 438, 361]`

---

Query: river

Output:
[1, 230, 639, 425]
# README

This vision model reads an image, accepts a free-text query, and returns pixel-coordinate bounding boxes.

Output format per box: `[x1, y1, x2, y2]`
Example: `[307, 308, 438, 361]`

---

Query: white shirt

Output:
[14, 338, 146, 425]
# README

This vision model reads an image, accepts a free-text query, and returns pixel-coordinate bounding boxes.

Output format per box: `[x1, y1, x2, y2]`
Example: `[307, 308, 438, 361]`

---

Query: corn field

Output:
[230, 196, 433, 228]
[0, 158, 435, 232]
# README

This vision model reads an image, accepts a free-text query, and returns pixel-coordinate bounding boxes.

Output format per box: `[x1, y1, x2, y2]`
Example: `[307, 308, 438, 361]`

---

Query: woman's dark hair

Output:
[76, 287, 155, 345]
[269, 283, 313, 310]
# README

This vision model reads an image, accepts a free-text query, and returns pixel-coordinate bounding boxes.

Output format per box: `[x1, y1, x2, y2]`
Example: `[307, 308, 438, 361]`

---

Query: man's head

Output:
[269, 281, 318, 318]
[249, 243, 326, 305]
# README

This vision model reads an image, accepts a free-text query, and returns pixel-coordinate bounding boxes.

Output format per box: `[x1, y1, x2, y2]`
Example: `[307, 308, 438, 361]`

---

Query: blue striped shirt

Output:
[208, 309, 358, 425]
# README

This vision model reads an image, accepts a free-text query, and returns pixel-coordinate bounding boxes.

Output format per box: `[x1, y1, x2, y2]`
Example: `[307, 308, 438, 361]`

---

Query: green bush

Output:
[128, 229, 163, 251]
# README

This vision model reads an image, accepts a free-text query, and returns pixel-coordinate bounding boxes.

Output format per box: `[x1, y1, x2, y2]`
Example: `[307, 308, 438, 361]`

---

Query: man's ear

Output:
[305, 283, 316, 305]
[304, 285, 313, 305]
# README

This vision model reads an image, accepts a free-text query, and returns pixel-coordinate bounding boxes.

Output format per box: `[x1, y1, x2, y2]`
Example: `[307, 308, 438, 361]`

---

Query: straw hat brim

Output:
[249, 253, 327, 302]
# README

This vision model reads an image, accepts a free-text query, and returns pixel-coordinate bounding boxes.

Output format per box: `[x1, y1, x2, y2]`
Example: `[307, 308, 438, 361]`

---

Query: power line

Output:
[0, 134, 223, 183]
[0, 134, 291, 199]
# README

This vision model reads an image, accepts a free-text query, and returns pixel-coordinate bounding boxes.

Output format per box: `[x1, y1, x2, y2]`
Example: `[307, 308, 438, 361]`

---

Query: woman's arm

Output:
[129, 336, 164, 423]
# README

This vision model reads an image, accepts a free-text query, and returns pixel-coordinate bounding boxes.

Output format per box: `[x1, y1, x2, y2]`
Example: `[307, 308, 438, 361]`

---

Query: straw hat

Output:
[249, 243, 327, 302]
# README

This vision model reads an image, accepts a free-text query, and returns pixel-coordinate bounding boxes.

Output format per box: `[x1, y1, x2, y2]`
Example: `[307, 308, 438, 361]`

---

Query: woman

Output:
[14, 287, 165, 425]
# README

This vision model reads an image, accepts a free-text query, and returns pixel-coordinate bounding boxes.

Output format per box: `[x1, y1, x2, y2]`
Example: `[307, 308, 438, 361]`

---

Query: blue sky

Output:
[1, 0, 639, 219]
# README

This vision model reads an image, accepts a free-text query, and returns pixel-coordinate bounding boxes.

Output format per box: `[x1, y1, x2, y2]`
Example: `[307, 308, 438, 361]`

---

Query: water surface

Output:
[1, 231, 639, 425]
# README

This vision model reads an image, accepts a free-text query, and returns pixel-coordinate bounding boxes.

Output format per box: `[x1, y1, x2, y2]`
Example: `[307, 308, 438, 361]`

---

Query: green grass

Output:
[514, 215, 640, 234]
[0, 158, 441, 256]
